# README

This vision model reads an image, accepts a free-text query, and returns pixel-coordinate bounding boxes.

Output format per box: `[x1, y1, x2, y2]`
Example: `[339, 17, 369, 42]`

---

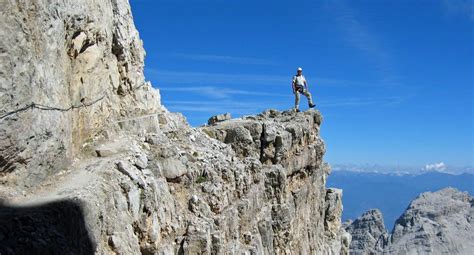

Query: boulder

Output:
[207, 113, 231, 125]
[134, 153, 148, 170]
[95, 147, 117, 157]
[116, 161, 146, 188]
[160, 158, 187, 180]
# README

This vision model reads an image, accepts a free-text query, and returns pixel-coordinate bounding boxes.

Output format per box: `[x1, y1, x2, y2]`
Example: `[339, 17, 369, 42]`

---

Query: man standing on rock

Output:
[292, 67, 315, 112]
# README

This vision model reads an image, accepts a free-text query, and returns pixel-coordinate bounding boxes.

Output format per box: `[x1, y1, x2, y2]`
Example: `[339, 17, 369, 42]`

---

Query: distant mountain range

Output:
[327, 170, 474, 230]
[331, 163, 474, 175]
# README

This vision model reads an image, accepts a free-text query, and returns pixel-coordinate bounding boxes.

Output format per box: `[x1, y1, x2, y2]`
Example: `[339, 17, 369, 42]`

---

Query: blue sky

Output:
[130, 0, 473, 169]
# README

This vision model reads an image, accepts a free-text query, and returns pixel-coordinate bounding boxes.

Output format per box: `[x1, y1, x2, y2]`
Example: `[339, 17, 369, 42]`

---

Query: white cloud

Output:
[160, 86, 290, 99]
[423, 162, 447, 171]
[147, 69, 287, 85]
[147, 69, 389, 88]
[326, 0, 401, 86]
[169, 53, 278, 65]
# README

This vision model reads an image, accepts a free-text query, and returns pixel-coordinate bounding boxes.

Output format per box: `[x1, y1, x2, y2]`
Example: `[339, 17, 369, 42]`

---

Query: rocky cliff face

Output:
[0, 1, 349, 254]
[1, 0, 162, 187]
[201, 110, 351, 254]
[345, 188, 474, 255]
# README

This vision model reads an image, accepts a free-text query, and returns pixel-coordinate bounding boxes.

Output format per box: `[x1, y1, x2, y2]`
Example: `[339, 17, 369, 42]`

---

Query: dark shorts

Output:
[295, 85, 305, 93]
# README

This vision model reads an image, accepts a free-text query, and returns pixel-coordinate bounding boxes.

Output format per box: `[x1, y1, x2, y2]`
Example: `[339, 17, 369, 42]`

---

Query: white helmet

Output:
[297, 67, 303, 71]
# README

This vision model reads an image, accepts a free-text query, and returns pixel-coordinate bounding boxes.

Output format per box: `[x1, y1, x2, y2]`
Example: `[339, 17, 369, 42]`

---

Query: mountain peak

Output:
[345, 188, 474, 254]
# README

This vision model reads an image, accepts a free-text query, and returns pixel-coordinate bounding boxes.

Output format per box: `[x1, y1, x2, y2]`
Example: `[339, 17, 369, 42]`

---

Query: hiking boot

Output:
[309, 103, 315, 108]
[295, 109, 300, 113]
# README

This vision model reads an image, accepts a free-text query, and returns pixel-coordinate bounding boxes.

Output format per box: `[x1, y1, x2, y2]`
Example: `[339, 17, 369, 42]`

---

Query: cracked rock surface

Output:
[345, 209, 388, 255]
[345, 188, 473, 255]
[0, 0, 162, 187]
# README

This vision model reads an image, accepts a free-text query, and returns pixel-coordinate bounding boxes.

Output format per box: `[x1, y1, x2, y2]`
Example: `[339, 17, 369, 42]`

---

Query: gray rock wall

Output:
[0, 0, 162, 187]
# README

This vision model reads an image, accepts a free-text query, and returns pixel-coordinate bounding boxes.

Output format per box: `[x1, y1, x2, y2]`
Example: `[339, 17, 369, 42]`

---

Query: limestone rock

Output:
[95, 147, 117, 157]
[346, 188, 473, 255]
[134, 153, 148, 170]
[202, 109, 324, 169]
[0, 0, 163, 188]
[387, 188, 474, 255]
[159, 158, 187, 180]
[116, 161, 146, 188]
[325, 188, 344, 237]
[324, 188, 351, 255]
[207, 113, 231, 125]
[345, 209, 388, 255]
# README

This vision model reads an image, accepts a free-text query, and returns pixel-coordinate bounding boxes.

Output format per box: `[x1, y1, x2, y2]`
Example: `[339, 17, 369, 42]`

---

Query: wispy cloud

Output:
[169, 53, 278, 65]
[147, 69, 387, 87]
[147, 69, 287, 85]
[160, 86, 290, 99]
[442, 0, 474, 20]
[326, 0, 400, 85]
[161, 94, 410, 125]
[163, 95, 409, 115]
[318, 96, 409, 107]
[164, 100, 280, 115]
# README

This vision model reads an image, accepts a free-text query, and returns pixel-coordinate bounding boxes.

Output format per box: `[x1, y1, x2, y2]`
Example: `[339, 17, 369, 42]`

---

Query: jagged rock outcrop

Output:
[202, 109, 350, 254]
[387, 188, 474, 255]
[345, 188, 473, 255]
[326, 188, 352, 255]
[0, 1, 349, 254]
[345, 209, 388, 255]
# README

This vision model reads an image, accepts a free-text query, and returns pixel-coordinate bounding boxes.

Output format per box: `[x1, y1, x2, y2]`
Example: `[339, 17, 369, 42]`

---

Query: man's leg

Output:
[294, 91, 300, 110]
[303, 90, 315, 107]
